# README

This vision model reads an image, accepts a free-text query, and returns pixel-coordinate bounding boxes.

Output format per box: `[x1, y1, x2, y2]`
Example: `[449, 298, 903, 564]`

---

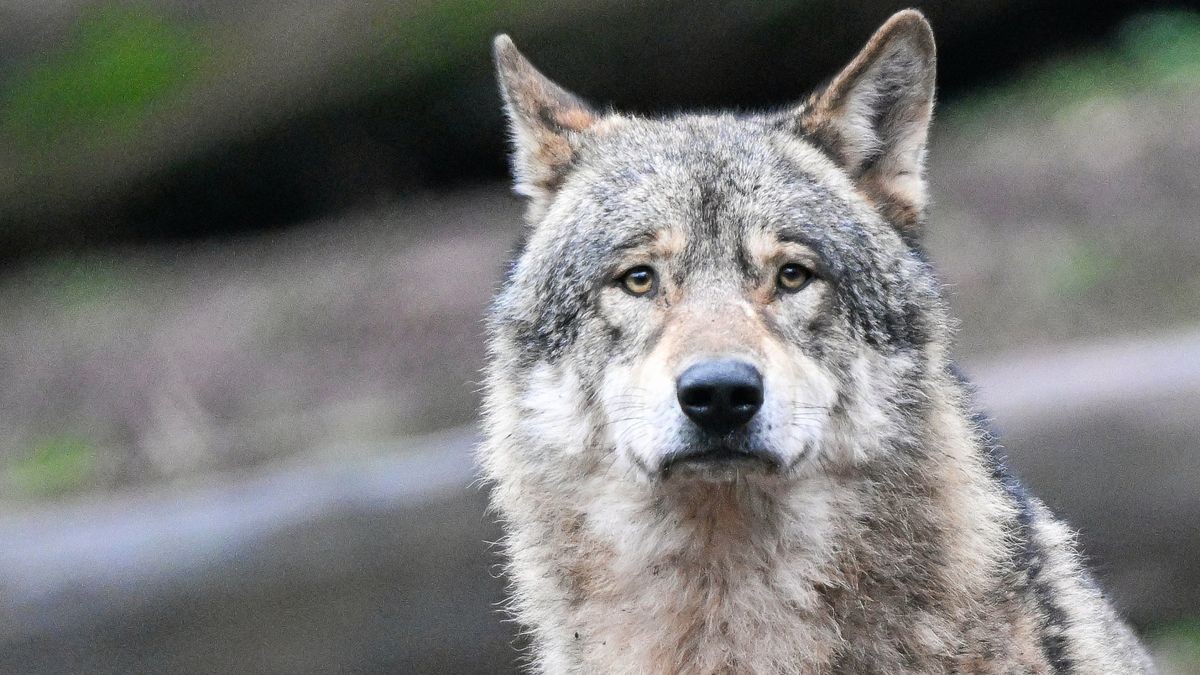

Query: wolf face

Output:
[487, 11, 943, 487]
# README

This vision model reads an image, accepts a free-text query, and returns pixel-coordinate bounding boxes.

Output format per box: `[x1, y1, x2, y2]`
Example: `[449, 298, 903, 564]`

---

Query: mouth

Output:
[659, 441, 781, 480]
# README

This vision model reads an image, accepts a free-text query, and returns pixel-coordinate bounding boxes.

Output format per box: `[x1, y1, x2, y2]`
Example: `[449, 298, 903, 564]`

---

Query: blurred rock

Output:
[0, 430, 518, 673]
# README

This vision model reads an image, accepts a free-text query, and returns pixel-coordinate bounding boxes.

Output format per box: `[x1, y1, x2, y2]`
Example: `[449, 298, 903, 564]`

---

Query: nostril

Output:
[680, 386, 714, 409]
[729, 384, 763, 409]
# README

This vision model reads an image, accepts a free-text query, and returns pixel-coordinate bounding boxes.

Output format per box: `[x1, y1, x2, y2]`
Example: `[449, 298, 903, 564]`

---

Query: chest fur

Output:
[512, 476, 1039, 675]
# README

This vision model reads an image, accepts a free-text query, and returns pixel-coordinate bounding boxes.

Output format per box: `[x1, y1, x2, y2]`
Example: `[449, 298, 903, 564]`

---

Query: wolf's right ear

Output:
[494, 35, 598, 204]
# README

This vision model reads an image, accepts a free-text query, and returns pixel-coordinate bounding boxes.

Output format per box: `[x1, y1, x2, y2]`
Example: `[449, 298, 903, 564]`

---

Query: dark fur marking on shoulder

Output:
[952, 364, 1074, 673]
[1016, 491, 1074, 673]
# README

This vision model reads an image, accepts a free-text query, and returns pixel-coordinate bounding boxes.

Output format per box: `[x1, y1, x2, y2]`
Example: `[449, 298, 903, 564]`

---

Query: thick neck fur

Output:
[484, 364, 1023, 674]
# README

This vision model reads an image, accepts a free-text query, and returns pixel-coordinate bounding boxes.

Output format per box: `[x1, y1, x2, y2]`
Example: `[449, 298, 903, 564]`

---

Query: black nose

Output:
[676, 359, 764, 435]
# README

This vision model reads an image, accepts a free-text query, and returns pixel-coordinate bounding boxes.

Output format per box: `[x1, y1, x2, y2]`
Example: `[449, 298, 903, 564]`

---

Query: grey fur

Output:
[481, 10, 1155, 674]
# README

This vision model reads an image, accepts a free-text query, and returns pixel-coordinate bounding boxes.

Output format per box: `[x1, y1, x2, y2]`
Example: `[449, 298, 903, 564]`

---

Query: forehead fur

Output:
[570, 114, 868, 227]
[558, 114, 914, 274]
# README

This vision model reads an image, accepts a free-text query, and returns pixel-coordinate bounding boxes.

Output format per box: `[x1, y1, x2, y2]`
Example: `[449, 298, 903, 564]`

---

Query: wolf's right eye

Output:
[618, 266, 657, 297]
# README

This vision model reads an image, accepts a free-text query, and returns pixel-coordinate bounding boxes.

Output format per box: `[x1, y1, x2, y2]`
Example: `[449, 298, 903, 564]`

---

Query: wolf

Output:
[479, 10, 1154, 674]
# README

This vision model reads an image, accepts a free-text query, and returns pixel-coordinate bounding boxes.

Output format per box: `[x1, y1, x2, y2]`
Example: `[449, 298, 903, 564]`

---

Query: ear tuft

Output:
[493, 35, 598, 205]
[798, 10, 936, 238]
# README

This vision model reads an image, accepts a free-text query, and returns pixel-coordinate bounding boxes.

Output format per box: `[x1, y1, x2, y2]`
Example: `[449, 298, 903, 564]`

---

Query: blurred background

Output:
[0, 0, 1198, 672]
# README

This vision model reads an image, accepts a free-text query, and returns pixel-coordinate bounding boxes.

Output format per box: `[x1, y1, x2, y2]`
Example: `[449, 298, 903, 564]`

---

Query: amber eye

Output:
[618, 265, 657, 296]
[776, 263, 812, 292]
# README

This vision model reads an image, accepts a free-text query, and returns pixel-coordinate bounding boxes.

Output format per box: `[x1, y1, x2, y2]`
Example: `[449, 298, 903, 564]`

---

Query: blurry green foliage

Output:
[1120, 11, 1200, 83]
[356, 0, 529, 95]
[396, 0, 510, 71]
[1, 5, 208, 145]
[6, 436, 97, 497]
[949, 10, 1200, 123]
[1049, 241, 1117, 298]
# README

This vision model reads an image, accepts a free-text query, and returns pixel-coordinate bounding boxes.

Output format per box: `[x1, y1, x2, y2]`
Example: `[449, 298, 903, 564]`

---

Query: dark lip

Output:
[659, 443, 781, 479]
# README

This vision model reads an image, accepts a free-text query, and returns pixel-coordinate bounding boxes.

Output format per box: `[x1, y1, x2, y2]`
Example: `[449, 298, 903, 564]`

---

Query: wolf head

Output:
[485, 11, 948, 487]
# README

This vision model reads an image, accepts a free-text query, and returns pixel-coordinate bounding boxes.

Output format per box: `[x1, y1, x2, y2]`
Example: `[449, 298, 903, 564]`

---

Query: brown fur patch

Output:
[494, 35, 599, 194]
[651, 226, 687, 259]
[855, 173, 927, 239]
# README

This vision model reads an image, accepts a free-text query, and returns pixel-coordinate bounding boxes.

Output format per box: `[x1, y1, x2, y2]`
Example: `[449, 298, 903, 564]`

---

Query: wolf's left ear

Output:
[796, 10, 936, 238]
[493, 35, 599, 204]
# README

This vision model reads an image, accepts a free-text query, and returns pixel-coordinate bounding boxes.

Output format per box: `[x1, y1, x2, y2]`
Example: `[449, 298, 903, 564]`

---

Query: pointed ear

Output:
[493, 35, 599, 204]
[798, 10, 936, 238]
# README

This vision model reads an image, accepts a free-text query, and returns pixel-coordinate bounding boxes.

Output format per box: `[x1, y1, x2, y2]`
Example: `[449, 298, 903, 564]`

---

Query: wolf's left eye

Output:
[776, 263, 812, 292]
[618, 266, 657, 297]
